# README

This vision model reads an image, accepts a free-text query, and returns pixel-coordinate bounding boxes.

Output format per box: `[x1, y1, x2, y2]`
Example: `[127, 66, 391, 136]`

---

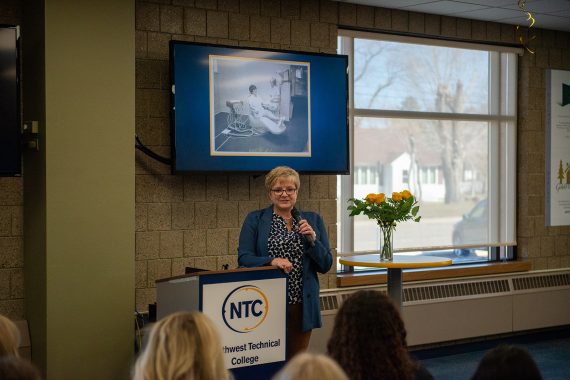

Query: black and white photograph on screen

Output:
[209, 55, 311, 156]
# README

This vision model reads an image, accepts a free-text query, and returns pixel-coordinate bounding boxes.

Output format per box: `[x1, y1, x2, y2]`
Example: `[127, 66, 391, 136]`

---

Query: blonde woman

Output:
[272, 353, 348, 380]
[0, 314, 20, 357]
[133, 311, 230, 380]
[238, 166, 332, 359]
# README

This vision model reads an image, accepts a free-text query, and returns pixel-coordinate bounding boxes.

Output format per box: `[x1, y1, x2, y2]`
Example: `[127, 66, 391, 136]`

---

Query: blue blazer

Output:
[238, 206, 333, 332]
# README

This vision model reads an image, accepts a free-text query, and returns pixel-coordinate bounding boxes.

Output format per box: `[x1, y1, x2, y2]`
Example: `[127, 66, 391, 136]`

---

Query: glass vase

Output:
[379, 222, 395, 261]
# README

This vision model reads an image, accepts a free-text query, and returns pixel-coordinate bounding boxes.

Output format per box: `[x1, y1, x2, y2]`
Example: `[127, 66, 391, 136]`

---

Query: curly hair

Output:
[327, 290, 415, 380]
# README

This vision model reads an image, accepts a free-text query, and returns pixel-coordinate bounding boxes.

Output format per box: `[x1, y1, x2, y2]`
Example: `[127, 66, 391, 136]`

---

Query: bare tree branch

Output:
[354, 46, 385, 82]
[366, 76, 396, 109]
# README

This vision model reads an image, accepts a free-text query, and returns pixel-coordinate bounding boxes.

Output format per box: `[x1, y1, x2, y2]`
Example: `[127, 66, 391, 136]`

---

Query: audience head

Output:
[0, 314, 20, 357]
[249, 84, 257, 94]
[272, 353, 348, 380]
[471, 344, 543, 380]
[133, 311, 230, 380]
[0, 356, 41, 380]
[327, 290, 415, 380]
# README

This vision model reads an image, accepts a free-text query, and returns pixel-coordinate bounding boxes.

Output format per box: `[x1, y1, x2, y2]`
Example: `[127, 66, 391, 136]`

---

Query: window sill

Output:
[336, 260, 532, 287]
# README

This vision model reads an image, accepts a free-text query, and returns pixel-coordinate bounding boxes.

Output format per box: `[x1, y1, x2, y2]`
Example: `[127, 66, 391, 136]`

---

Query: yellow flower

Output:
[366, 193, 385, 204]
[392, 192, 402, 202]
[365, 193, 376, 203]
[401, 190, 412, 200]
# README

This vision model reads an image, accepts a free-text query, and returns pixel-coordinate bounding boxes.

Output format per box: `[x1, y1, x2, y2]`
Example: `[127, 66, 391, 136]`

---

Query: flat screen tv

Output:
[0, 25, 21, 176]
[170, 41, 348, 174]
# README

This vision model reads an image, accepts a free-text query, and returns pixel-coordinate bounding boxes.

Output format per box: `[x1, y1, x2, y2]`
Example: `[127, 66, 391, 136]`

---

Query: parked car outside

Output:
[452, 199, 488, 256]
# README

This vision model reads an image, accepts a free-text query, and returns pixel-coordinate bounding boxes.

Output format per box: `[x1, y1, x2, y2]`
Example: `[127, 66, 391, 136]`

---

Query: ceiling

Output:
[337, 0, 570, 32]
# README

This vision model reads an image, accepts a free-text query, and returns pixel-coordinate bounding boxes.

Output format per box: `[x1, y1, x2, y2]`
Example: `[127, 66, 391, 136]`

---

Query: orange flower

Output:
[365, 193, 376, 203]
[401, 190, 412, 200]
[366, 193, 386, 204]
[392, 192, 402, 202]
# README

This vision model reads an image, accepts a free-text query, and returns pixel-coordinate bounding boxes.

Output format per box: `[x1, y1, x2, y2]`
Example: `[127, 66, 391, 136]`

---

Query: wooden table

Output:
[338, 254, 452, 310]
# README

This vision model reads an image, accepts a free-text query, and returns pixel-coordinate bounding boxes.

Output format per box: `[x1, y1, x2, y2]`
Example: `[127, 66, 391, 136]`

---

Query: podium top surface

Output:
[156, 266, 281, 283]
[339, 254, 452, 269]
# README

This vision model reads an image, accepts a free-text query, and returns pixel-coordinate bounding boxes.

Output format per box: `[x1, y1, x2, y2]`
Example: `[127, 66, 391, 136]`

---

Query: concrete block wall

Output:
[135, 0, 340, 312]
[517, 28, 570, 269]
[0, 1, 24, 320]
[0, 178, 24, 319]
[1, 0, 569, 317]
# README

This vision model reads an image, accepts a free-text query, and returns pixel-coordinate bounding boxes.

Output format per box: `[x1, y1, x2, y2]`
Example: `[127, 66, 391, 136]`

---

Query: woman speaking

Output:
[238, 166, 332, 359]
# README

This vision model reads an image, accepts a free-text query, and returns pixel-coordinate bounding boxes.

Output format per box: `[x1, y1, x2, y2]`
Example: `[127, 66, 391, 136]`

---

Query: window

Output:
[338, 31, 519, 268]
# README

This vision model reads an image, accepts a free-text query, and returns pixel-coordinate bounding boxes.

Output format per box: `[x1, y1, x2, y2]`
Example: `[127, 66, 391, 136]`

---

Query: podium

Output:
[156, 267, 288, 380]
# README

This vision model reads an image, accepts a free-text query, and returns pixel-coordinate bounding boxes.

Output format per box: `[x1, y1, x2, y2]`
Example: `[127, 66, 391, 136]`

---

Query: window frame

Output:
[337, 30, 521, 270]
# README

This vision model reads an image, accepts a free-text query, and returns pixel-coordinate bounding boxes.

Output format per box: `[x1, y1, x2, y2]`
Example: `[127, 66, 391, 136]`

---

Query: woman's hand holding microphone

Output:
[297, 219, 316, 244]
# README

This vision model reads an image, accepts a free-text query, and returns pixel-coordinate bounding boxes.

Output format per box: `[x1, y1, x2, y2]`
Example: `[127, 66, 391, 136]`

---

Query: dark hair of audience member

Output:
[327, 290, 415, 380]
[471, 344, 543, 380]
[0, 356, 41, 380]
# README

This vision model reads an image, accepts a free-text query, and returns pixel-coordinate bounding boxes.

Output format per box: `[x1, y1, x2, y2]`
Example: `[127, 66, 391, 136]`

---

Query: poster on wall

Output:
[545, 69, 570, 226]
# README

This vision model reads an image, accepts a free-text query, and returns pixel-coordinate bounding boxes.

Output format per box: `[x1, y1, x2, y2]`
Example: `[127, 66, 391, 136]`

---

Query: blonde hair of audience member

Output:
[272, 353, 348, 380]
[133, 311, 230, 380]
[0, 314, 20, 357]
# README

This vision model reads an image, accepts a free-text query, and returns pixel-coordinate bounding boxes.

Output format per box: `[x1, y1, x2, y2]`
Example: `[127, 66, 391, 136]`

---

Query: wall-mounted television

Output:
[170, 41, 349, 174]
[0, 25, 21, 176]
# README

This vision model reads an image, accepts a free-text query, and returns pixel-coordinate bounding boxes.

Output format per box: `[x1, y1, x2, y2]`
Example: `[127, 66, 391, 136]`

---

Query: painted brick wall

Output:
[328, 3, 570, 268]
[133, 0, 570, 312]
[516, 29, 570, 268]
[134, 0, 340, 312]
[0, 0, 568, 317]
[0, 0, 24, 320]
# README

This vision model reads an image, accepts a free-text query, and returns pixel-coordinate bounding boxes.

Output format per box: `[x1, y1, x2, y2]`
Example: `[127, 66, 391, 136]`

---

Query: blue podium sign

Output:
[157, 267, 287, 380]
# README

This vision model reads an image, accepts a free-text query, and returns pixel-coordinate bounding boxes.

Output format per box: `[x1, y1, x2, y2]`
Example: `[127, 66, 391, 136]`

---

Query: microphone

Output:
[291, 207, 315, 247]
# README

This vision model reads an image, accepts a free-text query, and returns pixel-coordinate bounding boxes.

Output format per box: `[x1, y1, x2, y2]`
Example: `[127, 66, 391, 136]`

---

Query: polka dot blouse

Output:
[268, 212, 304, 304]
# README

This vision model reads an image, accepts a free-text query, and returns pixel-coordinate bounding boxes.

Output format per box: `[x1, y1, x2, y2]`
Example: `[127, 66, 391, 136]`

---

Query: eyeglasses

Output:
[271, 188, 297, 196]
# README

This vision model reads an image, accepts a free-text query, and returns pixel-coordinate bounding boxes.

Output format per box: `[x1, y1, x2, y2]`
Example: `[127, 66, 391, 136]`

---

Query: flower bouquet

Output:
[347, 190, 421, 260]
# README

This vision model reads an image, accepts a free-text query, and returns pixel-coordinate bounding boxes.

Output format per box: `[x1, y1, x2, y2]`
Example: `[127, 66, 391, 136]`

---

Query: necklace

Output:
[277, 213, 292, 221]
[273, 209, 292, 221]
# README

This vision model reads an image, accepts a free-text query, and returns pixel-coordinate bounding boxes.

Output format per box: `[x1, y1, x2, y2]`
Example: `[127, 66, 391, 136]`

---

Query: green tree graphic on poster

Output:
[558, 160, 570, 185]
[557, 160, 570, 184]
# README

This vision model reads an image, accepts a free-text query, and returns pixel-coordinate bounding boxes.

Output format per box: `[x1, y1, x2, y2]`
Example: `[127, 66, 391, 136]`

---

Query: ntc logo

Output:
[222, 285, 268, 333]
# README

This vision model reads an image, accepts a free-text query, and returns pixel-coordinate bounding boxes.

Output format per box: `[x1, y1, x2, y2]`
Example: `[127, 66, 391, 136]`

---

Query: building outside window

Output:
[338, 31, 519, 269]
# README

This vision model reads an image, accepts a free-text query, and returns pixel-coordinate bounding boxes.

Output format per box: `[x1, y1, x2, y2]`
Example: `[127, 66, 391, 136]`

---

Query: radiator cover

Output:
[309, 269, 570, 352]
